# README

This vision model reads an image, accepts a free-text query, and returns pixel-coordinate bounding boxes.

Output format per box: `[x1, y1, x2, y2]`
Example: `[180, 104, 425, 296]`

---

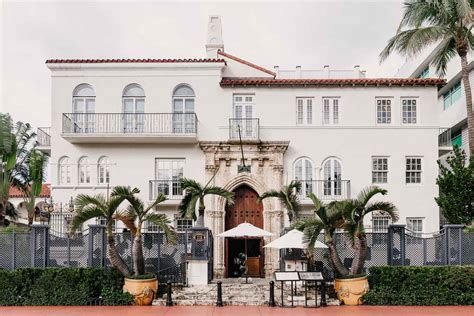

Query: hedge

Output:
[0, 268, 134, 306]
[363, 266, 474, 305]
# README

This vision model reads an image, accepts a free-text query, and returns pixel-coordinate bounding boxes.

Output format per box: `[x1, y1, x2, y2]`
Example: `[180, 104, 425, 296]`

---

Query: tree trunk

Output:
[304, 249, 315, 272]
[107, 234, 130, 277]
[132, 232, 145, 275]
[0, 198, 7, 227]
[195, 206, 205, 227]
[350, 236, 368, 275]
[325, 232, 349, 276]
[28, 213, 34, 226]
[459, 52, 474, 154]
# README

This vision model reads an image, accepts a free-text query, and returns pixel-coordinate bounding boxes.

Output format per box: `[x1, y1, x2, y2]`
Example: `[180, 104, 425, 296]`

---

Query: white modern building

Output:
[37, 16, 445, 278]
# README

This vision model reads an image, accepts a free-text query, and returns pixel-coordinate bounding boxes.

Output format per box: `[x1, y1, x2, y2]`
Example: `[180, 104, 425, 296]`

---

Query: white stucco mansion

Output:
[37, 16, 446, 278]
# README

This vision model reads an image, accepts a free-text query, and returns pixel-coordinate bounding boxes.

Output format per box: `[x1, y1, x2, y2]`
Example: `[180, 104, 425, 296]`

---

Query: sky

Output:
[0, 0, 407, 127]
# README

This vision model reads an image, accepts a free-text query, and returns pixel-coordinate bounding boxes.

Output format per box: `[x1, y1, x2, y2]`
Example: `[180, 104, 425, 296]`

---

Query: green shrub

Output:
[363, 266, 474, 305]
[0, 268, 133, 306]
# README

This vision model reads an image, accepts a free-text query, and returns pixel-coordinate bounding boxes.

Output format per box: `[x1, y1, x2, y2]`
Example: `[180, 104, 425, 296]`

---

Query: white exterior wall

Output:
[48, 63, 441, 233]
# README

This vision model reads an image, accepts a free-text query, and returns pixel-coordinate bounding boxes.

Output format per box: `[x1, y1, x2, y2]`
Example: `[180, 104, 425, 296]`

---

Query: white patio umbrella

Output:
[218, 223, 274, 282]
[264, 229, 328, 249]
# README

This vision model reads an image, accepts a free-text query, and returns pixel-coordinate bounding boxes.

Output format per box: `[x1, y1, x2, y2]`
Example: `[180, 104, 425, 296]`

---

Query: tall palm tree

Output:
[258, 181, 302, 223]
[70, 186, 134, 277]
[179, 178, 234, 227]
[113, 187, 176, 276]
[295, 187, 398, 276]
[22, 149, 48, 225]
[0, 114, 37, 226]
[380, 0, 474, 152]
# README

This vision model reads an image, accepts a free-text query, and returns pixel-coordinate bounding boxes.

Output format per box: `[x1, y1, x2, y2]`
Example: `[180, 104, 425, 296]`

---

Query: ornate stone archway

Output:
[199, 141, 289, 278]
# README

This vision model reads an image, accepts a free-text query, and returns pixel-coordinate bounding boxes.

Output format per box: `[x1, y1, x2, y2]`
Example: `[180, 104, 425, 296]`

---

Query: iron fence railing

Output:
[149, 180, 183, 200]
[62, 113, 197, 135]
[295, 180, 351, 200]
[229, 118, 259, 140]
[37, 127, 51, 146]
[438, 127, 452, 147]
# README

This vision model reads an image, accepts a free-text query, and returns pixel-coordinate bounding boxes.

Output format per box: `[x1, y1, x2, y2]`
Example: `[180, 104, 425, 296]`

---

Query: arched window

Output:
[172, 84, 195, 133]
[98, 156, 110, 185]
[294, 157, 313, 197]
[123, 84, 145, 133]
[78, 157, 91, 185]
[58, 156, 71, 185]
[322, 158, 342, 197]
[73, 84, 95, 133]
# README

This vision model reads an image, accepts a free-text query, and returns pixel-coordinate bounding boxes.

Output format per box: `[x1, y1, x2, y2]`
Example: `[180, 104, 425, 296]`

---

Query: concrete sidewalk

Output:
[0, 305, 473, 316]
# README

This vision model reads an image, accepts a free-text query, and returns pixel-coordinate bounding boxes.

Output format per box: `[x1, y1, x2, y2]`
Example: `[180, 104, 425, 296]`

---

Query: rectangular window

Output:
[296, 98, 313, 125]
[59, 165, 71, 184]
[372, 213, 391, 245]
[175, 216, 193, 232]
[402, 98, 417, 124]
[322, 98, 339, 125]
[372, 157, 388, 184]
[405, 157, 422, 184]
[443, 81, 462, 110]
[155, 159, 184, 197]
[376, 98, 392, 124]
[407, 217, 423, 237]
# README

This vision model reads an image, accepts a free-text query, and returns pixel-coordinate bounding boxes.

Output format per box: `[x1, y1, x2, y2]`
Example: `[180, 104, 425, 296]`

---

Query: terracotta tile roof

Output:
[217, 51, 276, 77]
[9, 184, 51, 198]
[46, 58, 226, 64]
[220, 77, 446, 87]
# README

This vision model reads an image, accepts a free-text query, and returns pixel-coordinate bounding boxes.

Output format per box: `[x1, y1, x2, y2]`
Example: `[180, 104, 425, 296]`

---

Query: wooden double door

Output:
[225, 185, 264, 278]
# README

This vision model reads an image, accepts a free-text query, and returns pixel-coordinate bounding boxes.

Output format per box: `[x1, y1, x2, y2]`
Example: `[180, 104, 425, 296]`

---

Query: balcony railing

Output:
[295, 180, 351, 201]
[149, 180, 183, 200]
[62, 113, 197, 135]
[37, 127, 51, 147]
[229, 118, 259, 141]
[438, 128, 452, 148]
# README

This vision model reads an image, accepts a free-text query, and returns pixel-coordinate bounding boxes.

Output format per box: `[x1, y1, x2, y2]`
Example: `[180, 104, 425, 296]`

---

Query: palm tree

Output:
[295, 186, 398, 276]
[22, 150, 48, 225]
[70, 186, 133, 277]
[179, 178, 234, 227]
[113, 187, 176, 276]
[258, 181, 302, 223]
[0, 114, 37, 226]
[380, 0, 474, 152]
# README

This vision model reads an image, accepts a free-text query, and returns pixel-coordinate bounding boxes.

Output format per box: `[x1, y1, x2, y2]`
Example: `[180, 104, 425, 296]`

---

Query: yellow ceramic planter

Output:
[123, 277, 158, 306]
[334, 275, 369, 306]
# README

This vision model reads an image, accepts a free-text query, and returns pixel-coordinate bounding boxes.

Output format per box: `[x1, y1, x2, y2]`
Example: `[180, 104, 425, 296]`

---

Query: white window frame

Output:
[371, 156, 389, 184]
[322, 97, 340, 125]
[175, 215, 193, 232]
[154, 158, 185, 198]
[375, 98, 393, 125]
[72, 84, 95, 133]
[372, 214, 391, 232]
[98, 156, 110, 185]
[405, 156, 423, 184]
[401, 98, 418, 125]
[296, 97, 313, 125]
[294, 157, 313, 197]
[58, 156, 72, 185]
[78, 157, 91, 185]
[172, 84, 195, 134]
[406, 217, 424, 237]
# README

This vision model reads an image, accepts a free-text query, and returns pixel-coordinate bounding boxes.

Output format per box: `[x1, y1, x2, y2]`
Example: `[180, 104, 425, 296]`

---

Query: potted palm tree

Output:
[294, 186, 398, 305]
[70, 186, 176, 305]
[258, 180, 302, 224]
[179, 178, 234, 227]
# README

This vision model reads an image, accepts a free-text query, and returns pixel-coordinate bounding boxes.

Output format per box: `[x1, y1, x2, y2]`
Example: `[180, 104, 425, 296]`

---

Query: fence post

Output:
[31, 224, 49, 268]
[88, 224, 107, 267]
[269, 281, 276, 307]
[443, 224, 464, 265]
[388, 224, 406, 266]
[216, 281, 223, 307]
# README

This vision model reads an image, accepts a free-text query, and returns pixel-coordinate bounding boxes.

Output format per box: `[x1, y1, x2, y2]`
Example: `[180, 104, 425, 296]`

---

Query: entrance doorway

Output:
[224, 185, 264, 278]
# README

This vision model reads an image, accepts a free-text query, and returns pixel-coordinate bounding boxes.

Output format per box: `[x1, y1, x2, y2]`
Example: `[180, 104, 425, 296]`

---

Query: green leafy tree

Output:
[258, 181, 302, 223]
[436, 146, 474, 225]
[113, 187, 176, 276]
[22, 149, 48, 225]
[179, 178, 234, 227]
[380, 0, 474, 152]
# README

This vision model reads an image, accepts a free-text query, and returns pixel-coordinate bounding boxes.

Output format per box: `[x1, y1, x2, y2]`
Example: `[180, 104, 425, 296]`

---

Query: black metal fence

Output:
[0, 225, 213, 285]
[282, 224, 474, 279]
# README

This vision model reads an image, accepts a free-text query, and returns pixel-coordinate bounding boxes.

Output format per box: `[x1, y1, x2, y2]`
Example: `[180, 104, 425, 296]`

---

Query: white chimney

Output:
[274, 66, 279, 78]
[296, 66, 302, 79]
[206, 15, 224, 58]
[324, 65, 330, 78]
[354, 65, 361, 78]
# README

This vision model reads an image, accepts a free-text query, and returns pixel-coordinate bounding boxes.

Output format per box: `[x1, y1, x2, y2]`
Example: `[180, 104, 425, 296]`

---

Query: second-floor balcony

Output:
[62, 113, 198, 144]
[229, 118, 260, 141]
[438, 127, 453, 155]
[37, 127, 51, 155]
[149, 179, 183, 201]
[295, 180, 351, 201]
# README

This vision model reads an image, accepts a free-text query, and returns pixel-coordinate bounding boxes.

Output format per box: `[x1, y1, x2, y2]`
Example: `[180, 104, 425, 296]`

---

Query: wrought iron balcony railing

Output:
[295, 180, 351, 201]
[229, 118, 259, 141]
[62, 113, 197, 135]
[149, 180, 183, 200]
[37, 127, 51, 147]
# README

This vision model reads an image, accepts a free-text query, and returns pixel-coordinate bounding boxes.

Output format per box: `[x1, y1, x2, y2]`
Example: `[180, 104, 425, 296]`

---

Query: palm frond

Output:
[70, 206, 104, 235]
[74, 194, 106, 213]
[364, 201, 400, 222]
[431, 37, 457, 76]
[114, 209, 137, 235]
[356, 186, 387, 207]
[181, 178, 203, 192]
[307, 193, 322, 212]
[203, 186, 235, 205]
[179, 193, 199, 220]
[145, 213, 177, 243]
[257, 190, 282, 202]
[145, 192, 167, 213]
